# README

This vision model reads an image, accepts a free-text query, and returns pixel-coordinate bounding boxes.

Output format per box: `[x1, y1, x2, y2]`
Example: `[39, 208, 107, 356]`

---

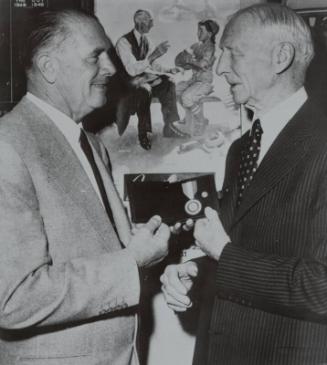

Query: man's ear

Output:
[272, 42, 295, 74]
[35, 53, 58, 84]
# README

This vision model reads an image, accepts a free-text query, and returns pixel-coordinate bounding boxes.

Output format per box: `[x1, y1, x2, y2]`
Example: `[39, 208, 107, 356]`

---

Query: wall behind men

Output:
[94, 0, 240, 68]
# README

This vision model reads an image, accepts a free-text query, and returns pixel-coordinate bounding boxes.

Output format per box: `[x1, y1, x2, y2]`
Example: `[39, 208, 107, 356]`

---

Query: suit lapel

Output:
[87, 133, 132, 247]
[20, 98, 120, 247]
[232, 100, 314, 227]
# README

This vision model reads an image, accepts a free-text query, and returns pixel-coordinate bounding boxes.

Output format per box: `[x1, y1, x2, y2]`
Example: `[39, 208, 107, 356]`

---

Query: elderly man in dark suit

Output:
[0, 9, 170, 365]
[161, 4, 327, 364]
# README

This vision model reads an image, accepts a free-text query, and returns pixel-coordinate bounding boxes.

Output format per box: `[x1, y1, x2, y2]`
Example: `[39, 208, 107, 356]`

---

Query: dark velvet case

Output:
[125, 173, 219, 224]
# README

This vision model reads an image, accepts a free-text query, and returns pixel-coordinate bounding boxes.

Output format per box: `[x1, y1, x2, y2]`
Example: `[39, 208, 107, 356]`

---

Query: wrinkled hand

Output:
[194, 207, 229, 261]
[160, 261, 198, 312]
[149, 41, 170, 63]
[127, 215, 170, 268]
[139, 82, 152, 93]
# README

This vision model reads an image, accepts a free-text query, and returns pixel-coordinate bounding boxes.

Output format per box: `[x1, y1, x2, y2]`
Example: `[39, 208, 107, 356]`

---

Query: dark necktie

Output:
[139, 35, 148, 60]
[236, 119, 263, 207]
[79, 129, 116, 230]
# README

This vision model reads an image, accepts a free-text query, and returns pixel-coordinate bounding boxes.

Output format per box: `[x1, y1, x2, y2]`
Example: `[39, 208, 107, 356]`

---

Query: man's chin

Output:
[230, 91, 245, 106]
[90, 93, 107, 108]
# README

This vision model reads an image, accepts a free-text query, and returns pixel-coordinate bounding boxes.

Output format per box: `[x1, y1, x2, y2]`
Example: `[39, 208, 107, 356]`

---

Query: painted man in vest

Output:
[115, 9, 188, 150]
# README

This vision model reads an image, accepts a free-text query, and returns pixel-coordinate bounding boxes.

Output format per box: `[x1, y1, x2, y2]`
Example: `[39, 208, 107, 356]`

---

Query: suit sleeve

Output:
[0, 141, 140, 330]
[216, 154, 327, 321]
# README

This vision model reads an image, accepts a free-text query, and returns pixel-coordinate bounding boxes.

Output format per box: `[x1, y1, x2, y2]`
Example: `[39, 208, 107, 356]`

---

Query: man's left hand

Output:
[194, 207, 230, 261]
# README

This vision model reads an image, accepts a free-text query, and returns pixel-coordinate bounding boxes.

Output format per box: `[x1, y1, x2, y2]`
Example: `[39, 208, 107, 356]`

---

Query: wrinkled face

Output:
[216, 18, 275, 108]
[55, 18, 116, 120]
[197, 24, 211, 42]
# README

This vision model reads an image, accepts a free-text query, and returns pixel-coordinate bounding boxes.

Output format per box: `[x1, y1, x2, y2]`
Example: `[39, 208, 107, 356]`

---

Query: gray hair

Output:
[224, 4, 314, 78]
[21, 9, 98, 73]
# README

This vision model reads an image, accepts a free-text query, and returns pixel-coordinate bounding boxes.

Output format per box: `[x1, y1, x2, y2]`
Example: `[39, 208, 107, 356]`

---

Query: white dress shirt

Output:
[249, 87, 307, 165]
[26, 92, 104, 205]
[116, 29, 167, 77]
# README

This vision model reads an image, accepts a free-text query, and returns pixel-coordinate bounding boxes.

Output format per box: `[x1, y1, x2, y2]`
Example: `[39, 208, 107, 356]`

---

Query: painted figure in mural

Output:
[161, 4, 327, 364]
[0, 9, 170, 365]
[174, 19, 219, 136]
[114, 9, 188, 150]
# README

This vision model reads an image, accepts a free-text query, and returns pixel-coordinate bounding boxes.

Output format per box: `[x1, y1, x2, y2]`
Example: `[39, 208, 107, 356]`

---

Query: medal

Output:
[182, 180, 202, 216]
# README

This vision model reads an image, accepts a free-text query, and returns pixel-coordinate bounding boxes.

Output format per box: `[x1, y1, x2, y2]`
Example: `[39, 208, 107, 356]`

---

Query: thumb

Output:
[155, 223, 170, 242]
[144, 215, 162, 234]
[205, 207, 219, 221]
[181, 261, 198, 278]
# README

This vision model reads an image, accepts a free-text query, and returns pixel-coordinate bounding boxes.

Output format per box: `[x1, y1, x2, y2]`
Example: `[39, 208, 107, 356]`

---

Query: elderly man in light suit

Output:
[0, 9, 170, 365]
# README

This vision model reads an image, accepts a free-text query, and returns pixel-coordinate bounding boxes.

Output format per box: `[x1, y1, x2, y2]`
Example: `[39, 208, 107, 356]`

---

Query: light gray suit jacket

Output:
[0, 97, 140, 365]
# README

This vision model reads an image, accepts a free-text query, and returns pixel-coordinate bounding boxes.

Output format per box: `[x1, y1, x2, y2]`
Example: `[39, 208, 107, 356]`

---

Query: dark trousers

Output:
[116, 87, 152, 137]
[135, 76, 180, 137]
[97, 76, 180, 138]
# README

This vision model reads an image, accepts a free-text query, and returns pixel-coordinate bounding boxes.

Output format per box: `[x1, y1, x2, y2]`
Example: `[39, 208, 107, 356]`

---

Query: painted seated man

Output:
[114, 9, 188, 150]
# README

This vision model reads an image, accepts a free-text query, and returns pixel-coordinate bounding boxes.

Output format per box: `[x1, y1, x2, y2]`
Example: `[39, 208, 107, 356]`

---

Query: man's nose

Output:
[216, 51, 228, 76]
[101, 53, 116, 76]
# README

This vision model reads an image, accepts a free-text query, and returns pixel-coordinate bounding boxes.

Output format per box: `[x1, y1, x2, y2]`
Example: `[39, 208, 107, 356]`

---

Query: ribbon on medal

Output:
[182, 180, 202, 216]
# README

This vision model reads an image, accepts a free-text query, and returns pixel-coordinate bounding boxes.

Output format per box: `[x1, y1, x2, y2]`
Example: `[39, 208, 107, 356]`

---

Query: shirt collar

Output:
[26, 92, 82, 144]
[250, 87, 307, 136]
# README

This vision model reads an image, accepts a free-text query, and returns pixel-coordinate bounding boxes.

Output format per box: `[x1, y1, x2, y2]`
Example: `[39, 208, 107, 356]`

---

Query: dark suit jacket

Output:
[193, 99, 327, 365]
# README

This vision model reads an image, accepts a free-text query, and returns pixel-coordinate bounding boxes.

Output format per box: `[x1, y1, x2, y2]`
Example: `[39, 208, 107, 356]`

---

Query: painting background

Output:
[93, 1, 243, 364]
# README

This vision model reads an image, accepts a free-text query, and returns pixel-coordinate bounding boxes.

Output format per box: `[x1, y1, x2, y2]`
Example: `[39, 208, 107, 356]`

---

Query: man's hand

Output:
[148, 41, 170, 63]
[160, 261, 198, 312]
[170, 218, 194, 235]
[127, 215, 170, 268]
[193, 207, 230, 261]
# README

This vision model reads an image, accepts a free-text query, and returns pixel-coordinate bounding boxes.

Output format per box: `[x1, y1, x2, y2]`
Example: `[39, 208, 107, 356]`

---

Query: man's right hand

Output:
[127, 215, 170, 268]
[148, 41, 170, 63]
[160, 261, 198, 312]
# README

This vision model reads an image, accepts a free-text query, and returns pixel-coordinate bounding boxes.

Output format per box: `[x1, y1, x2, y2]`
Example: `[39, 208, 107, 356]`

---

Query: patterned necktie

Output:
[79, 129, 116, 230]
[236, 119, 263, 207]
